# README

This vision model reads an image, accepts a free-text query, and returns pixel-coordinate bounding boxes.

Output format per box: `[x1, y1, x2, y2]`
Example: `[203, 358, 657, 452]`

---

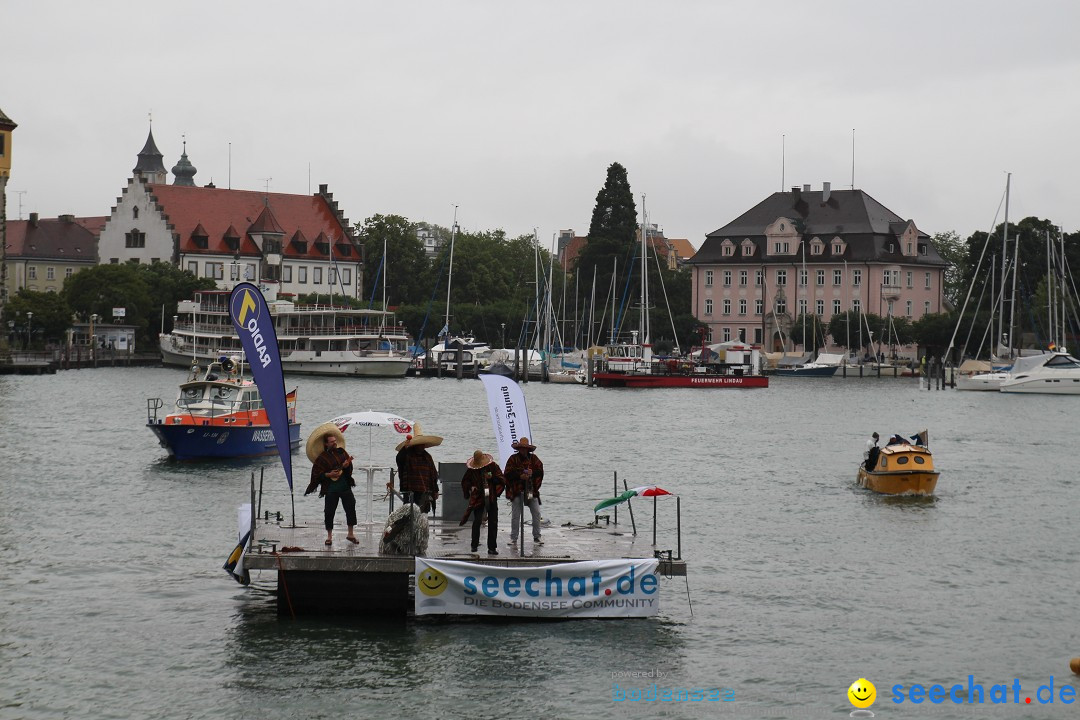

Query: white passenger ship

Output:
[160, 289, 413, 377]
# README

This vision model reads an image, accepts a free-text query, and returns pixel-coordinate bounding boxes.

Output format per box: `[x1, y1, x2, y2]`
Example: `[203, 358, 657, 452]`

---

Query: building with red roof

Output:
[558, 226, 696, 273]
[98, 128, 363, 300]
[4, 212, 103, 294]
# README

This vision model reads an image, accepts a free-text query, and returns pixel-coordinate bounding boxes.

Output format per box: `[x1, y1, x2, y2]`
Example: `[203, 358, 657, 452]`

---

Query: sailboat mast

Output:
[998, 173, 1010, 357]
[610, 257, 617, 344]
[1007, 180, 1019, 358]
[640, 195, 649, 344]
[589, 265, 597, 348]
[802, 238, 808, 353]
[444, 206, 458, 338]
[1061, 228, 1067, 350]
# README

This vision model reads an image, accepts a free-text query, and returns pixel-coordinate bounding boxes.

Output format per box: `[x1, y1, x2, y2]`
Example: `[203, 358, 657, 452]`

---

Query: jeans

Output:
[510, 495, 541, 541]
[324, 489, 357, 531]
[467, 502, 499, 551]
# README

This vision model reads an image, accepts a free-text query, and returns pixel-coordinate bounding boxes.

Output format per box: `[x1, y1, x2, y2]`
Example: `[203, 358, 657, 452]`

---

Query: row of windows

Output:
[702, 327, 763, 344]
[25, 267, 74, 280]
[186, 261, 353, 285]
[702, 297, 934, 318]
[704, 268, 932, 289]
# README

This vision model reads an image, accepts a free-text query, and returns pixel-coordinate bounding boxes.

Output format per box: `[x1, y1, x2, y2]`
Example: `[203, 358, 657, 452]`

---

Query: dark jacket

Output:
[504, 452, 543, 502]
[305, 447, 355, 497]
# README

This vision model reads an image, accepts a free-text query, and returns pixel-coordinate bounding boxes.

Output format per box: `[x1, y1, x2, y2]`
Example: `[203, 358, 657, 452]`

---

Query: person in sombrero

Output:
[503, 436, 544, 545]
[304, 422, 358, 546]
[394, 423, 442, 514]
[460, 450, 505, 555]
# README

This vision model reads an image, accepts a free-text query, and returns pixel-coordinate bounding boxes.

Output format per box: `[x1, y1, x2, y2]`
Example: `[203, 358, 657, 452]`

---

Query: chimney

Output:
[60, 214, 75, 223]
[802, 184, 811, 192]
[29, 212, 38, 226]
[318, 183, 328, 195]
[791, 186, 801, 203]
[822, 182, 831, 203]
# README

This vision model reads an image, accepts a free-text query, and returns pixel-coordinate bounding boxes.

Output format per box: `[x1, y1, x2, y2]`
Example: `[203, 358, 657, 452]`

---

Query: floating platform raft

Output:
[243, 516, 687, 616]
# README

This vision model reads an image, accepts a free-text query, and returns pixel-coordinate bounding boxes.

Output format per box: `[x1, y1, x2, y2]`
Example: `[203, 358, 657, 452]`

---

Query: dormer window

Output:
[335, 244, 352, 257]
[741, 239, 755, 257]
[832, 242, 843, 254]
[919, 243, 927, 256]
[906, 242, 913, 255]
[225, 237, 240, 253]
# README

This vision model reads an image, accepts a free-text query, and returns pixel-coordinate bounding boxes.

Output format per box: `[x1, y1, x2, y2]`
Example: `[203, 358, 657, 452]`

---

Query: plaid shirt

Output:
[396, 446, 439, 494]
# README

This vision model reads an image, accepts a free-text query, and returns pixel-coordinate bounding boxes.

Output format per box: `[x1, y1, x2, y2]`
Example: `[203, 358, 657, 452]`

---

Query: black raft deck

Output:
[243, 516, 687, 616]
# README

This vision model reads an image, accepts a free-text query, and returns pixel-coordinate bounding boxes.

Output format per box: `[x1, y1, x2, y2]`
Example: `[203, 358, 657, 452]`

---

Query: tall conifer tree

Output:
[576, 162, 638, 298]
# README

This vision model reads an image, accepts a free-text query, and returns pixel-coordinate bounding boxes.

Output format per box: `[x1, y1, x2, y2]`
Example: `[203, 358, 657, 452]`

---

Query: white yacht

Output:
[161, 289, 413, 377]
[999, 352, 1080, 394]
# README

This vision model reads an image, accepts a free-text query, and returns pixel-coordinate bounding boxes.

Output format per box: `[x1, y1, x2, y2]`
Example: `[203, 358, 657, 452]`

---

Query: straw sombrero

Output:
[394, 422, 443, 452]
[306, 422, 346, 463]
[466, 450, 493, 469]
[511, 436, 536, 452]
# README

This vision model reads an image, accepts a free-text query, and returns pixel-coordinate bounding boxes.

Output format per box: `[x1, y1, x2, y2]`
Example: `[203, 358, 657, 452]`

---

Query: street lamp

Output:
[90, 313, 99, 360]
[500, 322, 506, 349]
[26, 311, 33, 349]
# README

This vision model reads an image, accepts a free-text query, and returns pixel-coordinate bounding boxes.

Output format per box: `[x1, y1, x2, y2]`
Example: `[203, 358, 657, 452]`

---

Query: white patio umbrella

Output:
[329, 410, 413, 467]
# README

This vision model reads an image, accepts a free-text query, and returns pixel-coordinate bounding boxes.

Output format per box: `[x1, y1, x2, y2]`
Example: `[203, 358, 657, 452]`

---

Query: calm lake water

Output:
[1, 367, 1077, 719]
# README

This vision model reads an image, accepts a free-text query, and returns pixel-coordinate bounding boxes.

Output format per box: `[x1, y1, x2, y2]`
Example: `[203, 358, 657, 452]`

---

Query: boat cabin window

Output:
[214, 387, 236, 401]
[181, 387, 204, 402]
[880, 458, 888, 469]
[913, 456, 925, 465]
[896, 456, 909, 465]
[1045, 354, 1080, 368]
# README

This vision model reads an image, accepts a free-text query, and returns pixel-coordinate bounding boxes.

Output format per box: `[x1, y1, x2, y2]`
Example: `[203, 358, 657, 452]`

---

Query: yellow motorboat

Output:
[857, 435, 939, 496]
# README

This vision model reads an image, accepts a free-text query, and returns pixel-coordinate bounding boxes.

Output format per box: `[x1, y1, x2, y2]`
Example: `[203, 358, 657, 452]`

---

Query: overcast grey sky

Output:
[5, 1, 1079, 248]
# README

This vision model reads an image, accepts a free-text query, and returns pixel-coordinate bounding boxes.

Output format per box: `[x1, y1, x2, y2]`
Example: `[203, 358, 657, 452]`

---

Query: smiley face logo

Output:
[847, 678, 876, 709]
[417, 568, 448, 596]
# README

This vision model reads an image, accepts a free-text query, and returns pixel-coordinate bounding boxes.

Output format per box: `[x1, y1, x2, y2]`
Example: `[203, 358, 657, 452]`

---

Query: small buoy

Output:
[1070, 657, 1080, 675]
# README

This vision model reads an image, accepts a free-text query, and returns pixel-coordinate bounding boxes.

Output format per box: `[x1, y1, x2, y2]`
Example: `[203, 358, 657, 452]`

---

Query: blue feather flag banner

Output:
[228, 283, 294, 488]
[223, 503, 253, 585]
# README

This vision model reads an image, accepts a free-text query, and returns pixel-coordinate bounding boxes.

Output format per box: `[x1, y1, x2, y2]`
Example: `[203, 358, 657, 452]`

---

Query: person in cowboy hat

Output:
[394, 423, 442, 514]
[304, 422, 358, 546]
[503, 437, 544, 545]
[460, 450, 505, 555]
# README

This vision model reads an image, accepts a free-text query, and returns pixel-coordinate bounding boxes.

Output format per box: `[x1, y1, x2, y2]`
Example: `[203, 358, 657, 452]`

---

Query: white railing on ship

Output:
[172, 322, 409, 337]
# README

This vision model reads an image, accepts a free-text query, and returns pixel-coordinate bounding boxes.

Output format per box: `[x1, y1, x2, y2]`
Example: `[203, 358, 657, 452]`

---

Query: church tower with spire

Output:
[171, 137, 197, 186]
[133, 123, 167, 184]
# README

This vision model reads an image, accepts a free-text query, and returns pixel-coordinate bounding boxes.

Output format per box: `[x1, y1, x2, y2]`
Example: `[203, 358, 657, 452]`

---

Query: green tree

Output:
[958, 217, 1077, 349]
[62, 263, 154, 344]
[912, 311, 963, 359]
[931, 230, 968, 308]
[790, 313, 827, 352]
[136, 262, 216, 334]
[2, 289, 73, 348]
[575, 162, 638, 296]
[828, 311, 887, 353]
[357, 214, 433, 307]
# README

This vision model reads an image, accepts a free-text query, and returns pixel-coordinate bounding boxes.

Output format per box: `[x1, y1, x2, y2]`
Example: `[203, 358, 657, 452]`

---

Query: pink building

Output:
[688, 185, 947, 352]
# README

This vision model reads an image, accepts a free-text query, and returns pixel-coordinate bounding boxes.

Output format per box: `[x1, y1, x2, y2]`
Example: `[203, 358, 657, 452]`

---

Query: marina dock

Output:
[243, 515, 686, 616]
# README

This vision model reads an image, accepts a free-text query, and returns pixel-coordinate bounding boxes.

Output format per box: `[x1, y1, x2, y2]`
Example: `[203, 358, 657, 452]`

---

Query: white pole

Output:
[444, 205, 458, 338]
